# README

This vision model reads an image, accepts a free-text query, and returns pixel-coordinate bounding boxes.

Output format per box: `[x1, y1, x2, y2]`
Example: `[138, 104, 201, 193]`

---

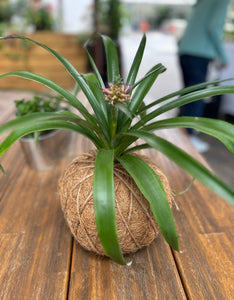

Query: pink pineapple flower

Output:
[102, 82, 131, 105]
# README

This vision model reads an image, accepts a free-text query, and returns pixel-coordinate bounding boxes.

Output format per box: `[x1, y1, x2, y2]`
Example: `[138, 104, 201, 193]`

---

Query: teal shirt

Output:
[178, 0, 230, 65]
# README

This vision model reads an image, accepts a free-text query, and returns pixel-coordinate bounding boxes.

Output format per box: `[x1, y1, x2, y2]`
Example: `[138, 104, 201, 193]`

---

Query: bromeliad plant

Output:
[0, 34, 234, 265]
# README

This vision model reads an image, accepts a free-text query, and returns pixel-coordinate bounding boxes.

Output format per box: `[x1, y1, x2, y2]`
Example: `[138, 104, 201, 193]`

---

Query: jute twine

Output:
[59, 149, 172, 256]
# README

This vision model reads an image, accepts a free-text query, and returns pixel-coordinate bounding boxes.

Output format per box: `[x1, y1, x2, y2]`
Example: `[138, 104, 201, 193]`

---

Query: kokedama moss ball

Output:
[59, 150, 172, 256]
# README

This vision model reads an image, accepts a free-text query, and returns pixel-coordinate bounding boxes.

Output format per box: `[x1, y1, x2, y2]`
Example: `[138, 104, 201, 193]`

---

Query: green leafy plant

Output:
[0, 0, 14, 23]
[26, 4, 54, 31]
[14, 94, 66, 138]
[0, 34, 234, 265]
[15, 94, 65, 117]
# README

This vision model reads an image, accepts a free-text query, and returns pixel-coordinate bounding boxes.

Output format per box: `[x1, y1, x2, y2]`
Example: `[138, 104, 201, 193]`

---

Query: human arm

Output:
[207, 0, 230, 66]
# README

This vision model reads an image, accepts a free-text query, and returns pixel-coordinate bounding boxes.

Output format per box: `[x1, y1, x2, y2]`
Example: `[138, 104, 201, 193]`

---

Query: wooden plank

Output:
[0, 156, 73, 299]
[25, 32, 81, 45]
[0, 76, 77, 91]
[0, 143, 24, 193]
[27, 47, 86, 57]
[0, 56, 87, 69]
[0, 97, 27, 194]
[172, 189, 234, 300]
[0, 33, 84, 51]
[0, 100, 93, 299]
[154, 129, 234, 300]
[0, 63, 87, 90]
[68, 235, 186, 300]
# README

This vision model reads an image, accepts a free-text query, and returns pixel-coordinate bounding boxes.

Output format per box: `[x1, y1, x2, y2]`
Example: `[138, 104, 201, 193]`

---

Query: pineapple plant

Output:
[0, 34, 234, 265]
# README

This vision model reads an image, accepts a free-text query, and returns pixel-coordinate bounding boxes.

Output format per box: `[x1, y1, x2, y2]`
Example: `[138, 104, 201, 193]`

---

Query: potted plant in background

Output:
[0, 34, 233, 265]
[0, 0, 13, 24]
[0, 0, 14, 37]
[14, 93, 71, 171]
[25, 1, 54, 32]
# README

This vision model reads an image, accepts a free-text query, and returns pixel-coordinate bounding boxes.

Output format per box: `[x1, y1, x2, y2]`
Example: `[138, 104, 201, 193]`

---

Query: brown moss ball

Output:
[59, 150, 171, 256]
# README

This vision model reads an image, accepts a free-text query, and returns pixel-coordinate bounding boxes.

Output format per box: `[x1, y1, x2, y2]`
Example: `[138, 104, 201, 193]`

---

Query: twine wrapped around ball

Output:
[59, 150, 172, 256]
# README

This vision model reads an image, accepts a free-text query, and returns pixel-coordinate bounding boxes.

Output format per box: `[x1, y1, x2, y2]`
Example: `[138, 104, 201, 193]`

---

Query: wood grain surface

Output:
[0, 100, 233, 299]
[0, 32, 87, 91]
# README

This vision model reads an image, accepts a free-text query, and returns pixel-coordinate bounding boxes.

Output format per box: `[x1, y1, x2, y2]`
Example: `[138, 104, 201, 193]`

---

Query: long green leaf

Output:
[0, 111, 98, 135]
[138, 78, 234, 114]
[82, 73, 108, 122]
[84, 48, 105, 87]
[115, 103, 133, 119]
[0, 120, 101, 157]
[0, 111, 110, 155]
[93, 149, 126, 265]
[134, 85, 234, 129]
[101, 35, 119, 83]
[0, 70, 95, 124]
[81, 73, 110, 142]
[126, 34, 146, 86]
[129, 64, 166, 114]
[73, 82, 81, 97]
[143, 117, 234, 154]
[131, 65, 166, 91]
[0, 164, 6, 175]
[125, 130, 234, 205]
[118, 154, 179, 251]
[122, 143, 150, 155]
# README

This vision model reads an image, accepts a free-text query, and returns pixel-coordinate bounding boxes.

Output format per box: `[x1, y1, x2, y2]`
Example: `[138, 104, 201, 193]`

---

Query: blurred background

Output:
[1, 0, 234, 98]
[1, 0, 234, 37]
[0, 0, 234, 186]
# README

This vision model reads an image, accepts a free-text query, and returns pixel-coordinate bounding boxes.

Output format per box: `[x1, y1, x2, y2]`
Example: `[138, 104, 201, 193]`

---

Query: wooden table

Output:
[0, 98, 233, 300]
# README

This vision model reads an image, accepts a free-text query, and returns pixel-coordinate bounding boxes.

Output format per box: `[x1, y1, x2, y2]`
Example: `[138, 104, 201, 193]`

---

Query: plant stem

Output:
[111, 105, 118, 141]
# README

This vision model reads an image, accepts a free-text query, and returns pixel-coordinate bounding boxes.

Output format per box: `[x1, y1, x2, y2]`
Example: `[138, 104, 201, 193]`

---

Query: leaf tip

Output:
[0, 164, 6, 175]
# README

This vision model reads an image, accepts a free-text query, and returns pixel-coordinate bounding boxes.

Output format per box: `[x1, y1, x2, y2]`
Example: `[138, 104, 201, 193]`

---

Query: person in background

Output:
[178, 0, 230, 153]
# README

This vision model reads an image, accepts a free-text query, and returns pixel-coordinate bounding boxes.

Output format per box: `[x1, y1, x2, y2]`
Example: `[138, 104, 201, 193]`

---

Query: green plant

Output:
[14, 94, 66, 138]
[0, 34, 234, 265]
[15, 94, 65, 117]
[26, 4, 54, 31]
[0, 0, 14, 23]
[0, 0, 28, 31]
